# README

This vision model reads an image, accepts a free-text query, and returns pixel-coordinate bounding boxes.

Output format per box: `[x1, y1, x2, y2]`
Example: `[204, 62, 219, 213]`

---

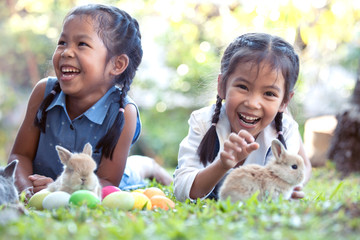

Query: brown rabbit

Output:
[46, 143, 102, 198]
[219, 139, 305, 202]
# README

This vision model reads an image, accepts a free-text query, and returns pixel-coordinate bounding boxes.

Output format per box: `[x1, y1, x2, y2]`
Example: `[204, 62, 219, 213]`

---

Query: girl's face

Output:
[52, 15, 115, 101]
[218, 61, 291, 138]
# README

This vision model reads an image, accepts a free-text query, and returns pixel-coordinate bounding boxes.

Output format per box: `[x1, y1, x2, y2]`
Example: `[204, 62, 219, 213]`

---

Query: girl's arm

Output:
[189, 159, 231, 199]
[96, 103, 138, 187]
[8, 79, 51, 193]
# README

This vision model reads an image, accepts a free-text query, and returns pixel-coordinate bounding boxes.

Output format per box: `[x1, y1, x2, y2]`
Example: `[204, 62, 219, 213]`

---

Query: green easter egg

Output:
[69, 190, 100, 208]
[27, 189, 51, 210]
[102, 191, 135, 211]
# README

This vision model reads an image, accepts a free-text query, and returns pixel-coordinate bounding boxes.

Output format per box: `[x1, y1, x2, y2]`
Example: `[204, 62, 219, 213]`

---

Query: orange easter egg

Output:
[143, 187, 166, 199]
[150, 195, 175, 210]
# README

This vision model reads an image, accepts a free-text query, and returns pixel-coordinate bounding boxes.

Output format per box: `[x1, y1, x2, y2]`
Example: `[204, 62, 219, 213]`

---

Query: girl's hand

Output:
[291, 185, 305, 199]
[28, 174, 53, 193]
[219, 130, 259, 169]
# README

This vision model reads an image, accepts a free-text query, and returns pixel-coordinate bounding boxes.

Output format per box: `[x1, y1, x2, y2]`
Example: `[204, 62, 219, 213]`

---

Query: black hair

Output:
[34, 4, 143, 159]
[197, 33, 299, 166]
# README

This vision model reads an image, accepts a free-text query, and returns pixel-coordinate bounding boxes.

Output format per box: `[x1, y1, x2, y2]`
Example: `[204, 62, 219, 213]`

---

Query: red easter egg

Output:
[101, 186, 121, 200]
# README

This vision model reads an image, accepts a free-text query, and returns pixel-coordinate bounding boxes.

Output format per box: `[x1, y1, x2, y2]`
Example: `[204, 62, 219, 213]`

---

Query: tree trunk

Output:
[328, 68, 360, 176]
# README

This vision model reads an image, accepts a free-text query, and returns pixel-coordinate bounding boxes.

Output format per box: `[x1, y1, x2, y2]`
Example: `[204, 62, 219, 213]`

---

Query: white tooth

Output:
[241, 114, 258, 121]
[62, 68, 79, 73]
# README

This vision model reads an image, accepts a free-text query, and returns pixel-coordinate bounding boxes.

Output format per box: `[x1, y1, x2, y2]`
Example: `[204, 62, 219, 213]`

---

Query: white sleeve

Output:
[283, 113, 301, 155]
[173, 111, 208, 202]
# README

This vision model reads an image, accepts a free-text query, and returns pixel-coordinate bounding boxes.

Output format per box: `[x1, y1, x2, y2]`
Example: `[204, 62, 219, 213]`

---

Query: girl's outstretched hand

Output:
[291, 185, 305, 199]
[219, 130, 259, 169]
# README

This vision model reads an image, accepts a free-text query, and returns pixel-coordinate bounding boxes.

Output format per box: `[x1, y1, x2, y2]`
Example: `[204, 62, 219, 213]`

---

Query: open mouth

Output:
[61, 66, 81, 76]
[238, 113, 261, 125]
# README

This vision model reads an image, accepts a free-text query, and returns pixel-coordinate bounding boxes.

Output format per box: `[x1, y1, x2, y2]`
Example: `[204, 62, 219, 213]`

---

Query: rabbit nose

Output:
[81, 178, 86, 183]
[291, 164, 298, 169]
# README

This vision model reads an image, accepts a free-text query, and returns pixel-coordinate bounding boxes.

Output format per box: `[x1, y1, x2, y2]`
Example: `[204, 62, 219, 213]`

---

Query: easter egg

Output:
[102, 191, 135, 210]
[101, 186, 121, 200]
[131, 192, 152, 210]
[27, 189, 51, 210]
[150, 195, 175, 210]
[42, 191, 70, 210]
[69, 190, 100, 208]
[143, 187, 166, 199]
[132, 188, 145, 194]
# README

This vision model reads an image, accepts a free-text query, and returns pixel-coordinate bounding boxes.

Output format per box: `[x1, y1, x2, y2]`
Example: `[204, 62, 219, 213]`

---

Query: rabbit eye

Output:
[291, 164, 298, 169]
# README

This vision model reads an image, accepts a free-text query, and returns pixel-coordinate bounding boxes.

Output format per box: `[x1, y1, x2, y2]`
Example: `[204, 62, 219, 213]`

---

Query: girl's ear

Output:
[110, 54, 129, 76]
[217, 74, 225, 99]
[279, 91, 294, 112]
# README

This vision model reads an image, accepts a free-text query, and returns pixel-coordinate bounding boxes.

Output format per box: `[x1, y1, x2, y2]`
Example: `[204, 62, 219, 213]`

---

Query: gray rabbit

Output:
[0, 160, 19, 205]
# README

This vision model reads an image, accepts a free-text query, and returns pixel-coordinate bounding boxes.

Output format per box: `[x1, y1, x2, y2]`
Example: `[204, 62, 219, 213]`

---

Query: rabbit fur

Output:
[219, 139, 305, 202]
[0, 160, 19, 205]
[46, 143, 101, 198]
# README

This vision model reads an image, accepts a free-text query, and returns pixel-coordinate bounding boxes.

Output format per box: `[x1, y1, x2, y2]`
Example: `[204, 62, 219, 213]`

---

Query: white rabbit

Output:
[0, 160, 19, 205]
[219, 139, 305, 202]
[46, 143, 101, 198]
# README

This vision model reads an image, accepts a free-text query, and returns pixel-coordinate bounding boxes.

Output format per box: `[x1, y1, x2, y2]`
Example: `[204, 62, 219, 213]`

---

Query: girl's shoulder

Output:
[113, 86, 137, 107]
[188, 105, 215, 129]
[190, 103, 228, 126]
[44, 77, 58, 95]
[190, 105, 216, 121]
[187, 104, 228, 136]
[28, 78, 53, 104]
[282, 112, 299, 133]
[123, 94, 137, 107]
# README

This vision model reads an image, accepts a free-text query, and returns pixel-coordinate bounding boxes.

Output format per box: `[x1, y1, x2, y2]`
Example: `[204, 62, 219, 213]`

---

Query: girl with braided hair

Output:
[9, 4, 171, 196]
[174, 33, 312, 202]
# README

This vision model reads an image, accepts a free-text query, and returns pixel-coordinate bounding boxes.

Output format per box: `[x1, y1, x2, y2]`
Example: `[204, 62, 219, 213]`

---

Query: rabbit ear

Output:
[271, 139, 286, 160]
[55, 145, 72, 165]
[4, 160, 18, 178]
[83, 143, 93, 157]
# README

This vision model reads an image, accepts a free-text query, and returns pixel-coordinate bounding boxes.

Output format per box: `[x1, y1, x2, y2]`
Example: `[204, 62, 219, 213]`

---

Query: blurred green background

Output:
[1, 0, 359, 168]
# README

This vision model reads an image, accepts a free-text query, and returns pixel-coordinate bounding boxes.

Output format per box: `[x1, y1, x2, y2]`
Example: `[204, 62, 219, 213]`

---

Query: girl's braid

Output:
[274, 112, 287, 149]
[34, 81, 61, 132]
[197, 95, 223, 166]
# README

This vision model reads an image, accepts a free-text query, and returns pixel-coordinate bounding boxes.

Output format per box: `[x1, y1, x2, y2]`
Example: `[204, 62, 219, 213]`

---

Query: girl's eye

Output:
[265, 91, 276, 97]
[237, 84, 248, 90]
[79, 42, 89, 47]
[58, 40, 66, 46]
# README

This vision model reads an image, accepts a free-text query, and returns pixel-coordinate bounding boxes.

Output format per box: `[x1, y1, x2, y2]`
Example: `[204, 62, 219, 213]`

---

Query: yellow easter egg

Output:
[27, 189, 51, 210]
[131, 192, 152, 210]
[132, 189, 145, 194]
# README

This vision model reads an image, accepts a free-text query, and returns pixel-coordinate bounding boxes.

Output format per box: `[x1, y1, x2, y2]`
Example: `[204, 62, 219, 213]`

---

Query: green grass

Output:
[0, 163, 359, 240]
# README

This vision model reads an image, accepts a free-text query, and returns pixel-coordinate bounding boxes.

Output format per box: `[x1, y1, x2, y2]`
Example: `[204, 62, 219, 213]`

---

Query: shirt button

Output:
[70, 125, 74, 130]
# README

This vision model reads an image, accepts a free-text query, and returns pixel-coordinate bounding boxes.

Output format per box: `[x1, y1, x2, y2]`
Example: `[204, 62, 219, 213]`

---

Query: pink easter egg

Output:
[101, 186, 121, 200]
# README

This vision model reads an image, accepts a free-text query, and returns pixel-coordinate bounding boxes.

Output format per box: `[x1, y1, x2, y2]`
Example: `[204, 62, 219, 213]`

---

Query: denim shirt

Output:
[33, 77, 141, 180]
